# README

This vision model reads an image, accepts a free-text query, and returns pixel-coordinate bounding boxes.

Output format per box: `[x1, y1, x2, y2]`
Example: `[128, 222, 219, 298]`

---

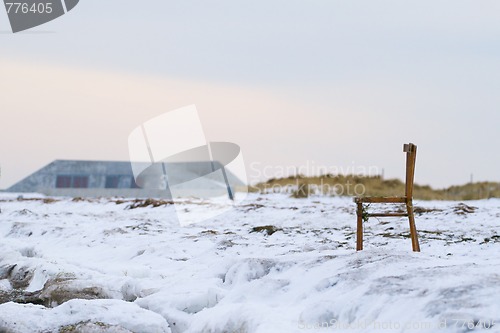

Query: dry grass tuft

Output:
[126, 198, 174, 209]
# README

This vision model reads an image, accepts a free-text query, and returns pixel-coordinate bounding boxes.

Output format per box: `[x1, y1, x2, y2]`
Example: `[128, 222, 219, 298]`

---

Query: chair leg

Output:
[356, 202, 363, 251]
[406, 201, 420, 252]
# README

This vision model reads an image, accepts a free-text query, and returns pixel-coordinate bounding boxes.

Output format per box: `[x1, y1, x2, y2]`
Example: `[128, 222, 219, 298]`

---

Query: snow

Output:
[0, 193, 499, 332]
[0, 299, 170, 332]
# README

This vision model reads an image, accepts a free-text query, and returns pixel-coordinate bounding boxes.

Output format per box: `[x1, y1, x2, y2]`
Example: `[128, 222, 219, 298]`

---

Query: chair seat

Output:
[354, 196, 408, 204]
[367, 212, 408, 217]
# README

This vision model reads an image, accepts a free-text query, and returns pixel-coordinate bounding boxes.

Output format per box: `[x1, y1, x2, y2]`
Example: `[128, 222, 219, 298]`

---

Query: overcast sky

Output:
[1, 1, 500, 189]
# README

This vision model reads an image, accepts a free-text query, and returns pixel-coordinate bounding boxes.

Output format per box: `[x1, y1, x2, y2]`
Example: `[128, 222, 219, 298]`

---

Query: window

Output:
[105, 175, 120, 189]
[73, 176, 89, 188]
[56, 175, 89, 188]
[56, 175, 71, 188]
[105, 175, 135, 188]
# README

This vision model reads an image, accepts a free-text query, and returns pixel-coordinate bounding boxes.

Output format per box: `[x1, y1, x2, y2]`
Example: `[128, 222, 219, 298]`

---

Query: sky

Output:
[1, 0, 500, 189]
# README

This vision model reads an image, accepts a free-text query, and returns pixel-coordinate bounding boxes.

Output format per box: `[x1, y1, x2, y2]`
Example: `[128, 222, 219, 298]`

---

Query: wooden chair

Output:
[354, 143, 421, 252]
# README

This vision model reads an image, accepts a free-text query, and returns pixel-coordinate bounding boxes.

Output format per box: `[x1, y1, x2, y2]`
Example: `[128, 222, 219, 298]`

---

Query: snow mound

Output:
[0, 299, 170, 332]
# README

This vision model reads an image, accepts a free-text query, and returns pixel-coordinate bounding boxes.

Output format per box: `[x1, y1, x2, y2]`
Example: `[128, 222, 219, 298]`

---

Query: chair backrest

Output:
[403, 143, 417, 198]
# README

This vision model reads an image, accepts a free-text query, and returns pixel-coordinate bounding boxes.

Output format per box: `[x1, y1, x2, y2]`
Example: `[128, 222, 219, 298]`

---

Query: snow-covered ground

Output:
[0, 193, 499, 333]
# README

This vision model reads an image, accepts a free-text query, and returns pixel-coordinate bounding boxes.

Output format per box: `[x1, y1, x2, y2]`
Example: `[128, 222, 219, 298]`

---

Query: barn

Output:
[7, 160, 244, 199]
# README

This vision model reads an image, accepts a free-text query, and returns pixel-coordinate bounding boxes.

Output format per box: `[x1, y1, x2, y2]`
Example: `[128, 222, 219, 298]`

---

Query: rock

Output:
[58, 321, 133, 333]
[40, 276, 109, 307]
[0, 289, 43, 306]
[0, 265, 16, 280]
[9, 266, 34, 289]
[250, 225, 283, 236]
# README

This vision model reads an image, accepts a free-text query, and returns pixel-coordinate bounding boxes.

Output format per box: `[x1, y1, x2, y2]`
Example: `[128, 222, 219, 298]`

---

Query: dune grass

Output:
[251, 175, 500, 201]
